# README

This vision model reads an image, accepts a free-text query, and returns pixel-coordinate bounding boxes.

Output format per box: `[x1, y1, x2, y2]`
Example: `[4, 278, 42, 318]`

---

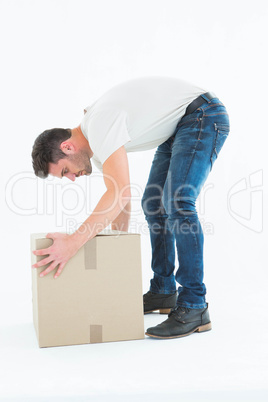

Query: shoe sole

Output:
[145, 322, 212, 339]
[144, 308, 171, 315]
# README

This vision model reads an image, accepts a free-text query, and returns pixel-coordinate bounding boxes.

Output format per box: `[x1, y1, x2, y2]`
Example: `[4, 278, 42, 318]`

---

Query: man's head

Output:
[32, 127, 93, 181]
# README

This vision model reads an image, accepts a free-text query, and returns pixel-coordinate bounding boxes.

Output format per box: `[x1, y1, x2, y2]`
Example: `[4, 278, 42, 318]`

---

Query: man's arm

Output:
[33, 145, 131, 278]
[73, 145, 131, 245]
[111, 199, 131, 232]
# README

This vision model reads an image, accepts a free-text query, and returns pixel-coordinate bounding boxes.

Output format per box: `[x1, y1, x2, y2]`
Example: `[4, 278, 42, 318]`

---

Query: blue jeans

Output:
[141, 97, 230, 309]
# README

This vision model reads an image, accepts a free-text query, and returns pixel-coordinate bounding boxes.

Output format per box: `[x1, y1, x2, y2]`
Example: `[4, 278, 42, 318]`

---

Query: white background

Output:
[1, 0, 268, 400]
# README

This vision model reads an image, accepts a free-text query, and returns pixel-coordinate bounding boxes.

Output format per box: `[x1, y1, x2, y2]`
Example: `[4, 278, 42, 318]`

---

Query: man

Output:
[31, 76, 230, 339]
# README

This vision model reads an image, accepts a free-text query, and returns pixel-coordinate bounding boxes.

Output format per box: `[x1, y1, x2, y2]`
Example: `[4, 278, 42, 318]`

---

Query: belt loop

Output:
[201, 93, 211, 103]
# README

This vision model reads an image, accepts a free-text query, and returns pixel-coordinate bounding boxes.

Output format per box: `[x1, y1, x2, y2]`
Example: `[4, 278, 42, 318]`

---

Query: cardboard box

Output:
[31, 230, 144, 347]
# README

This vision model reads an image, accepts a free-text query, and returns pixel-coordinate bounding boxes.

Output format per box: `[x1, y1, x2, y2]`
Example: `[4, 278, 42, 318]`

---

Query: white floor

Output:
[1, 297, 267, 402]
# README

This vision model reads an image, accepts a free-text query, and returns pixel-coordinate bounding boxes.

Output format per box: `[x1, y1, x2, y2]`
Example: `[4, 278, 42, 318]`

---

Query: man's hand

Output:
[32, 232, 80, 279]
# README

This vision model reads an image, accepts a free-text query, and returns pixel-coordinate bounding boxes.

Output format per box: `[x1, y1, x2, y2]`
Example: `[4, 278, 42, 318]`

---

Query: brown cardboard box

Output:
[31, 230, 144, 347]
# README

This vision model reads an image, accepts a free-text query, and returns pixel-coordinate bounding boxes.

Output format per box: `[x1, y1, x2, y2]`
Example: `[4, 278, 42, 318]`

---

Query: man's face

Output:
[48, 149, 92, 181]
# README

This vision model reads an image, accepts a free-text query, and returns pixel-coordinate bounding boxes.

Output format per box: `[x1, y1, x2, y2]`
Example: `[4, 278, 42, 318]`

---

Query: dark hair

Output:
[31, 128, 72, 178]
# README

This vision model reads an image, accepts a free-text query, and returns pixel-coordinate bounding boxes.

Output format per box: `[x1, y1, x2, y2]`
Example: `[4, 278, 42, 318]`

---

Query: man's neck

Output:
[71, 126, 93, 158]
[71, 125, 83, 139]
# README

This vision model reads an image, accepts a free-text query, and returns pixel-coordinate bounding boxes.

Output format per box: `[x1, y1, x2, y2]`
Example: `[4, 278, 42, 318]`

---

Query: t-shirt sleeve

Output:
[87, 108, 131, 165]
[91, 155, 103, 172]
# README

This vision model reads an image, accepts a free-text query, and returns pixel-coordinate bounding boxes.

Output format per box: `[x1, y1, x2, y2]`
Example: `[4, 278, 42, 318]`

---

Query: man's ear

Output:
[60, 141, 76, 155]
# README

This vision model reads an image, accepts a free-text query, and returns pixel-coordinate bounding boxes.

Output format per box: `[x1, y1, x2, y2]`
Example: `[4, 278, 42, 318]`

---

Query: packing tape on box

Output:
[90, 325, 103, 343]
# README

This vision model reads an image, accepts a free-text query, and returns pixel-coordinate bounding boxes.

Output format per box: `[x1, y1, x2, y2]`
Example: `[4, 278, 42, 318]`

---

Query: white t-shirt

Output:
[80, 76, 207, 172]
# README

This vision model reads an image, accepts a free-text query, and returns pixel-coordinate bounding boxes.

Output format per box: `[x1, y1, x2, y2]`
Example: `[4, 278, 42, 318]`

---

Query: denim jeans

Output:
[141, 97, 230, 309]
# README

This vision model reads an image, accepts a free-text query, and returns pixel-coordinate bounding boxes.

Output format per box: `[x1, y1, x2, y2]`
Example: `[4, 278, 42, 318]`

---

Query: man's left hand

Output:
[32, 232, 80, 279]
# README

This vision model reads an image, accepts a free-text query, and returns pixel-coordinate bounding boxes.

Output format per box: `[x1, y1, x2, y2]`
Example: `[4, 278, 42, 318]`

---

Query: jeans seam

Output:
[161, 216, 168, 293]
[210, 124, 219, 169]
[203, 112, 228, 117]
[178, 114, 204, 186]
[200, 101, 224, 111]
[192, 221, 200, 274]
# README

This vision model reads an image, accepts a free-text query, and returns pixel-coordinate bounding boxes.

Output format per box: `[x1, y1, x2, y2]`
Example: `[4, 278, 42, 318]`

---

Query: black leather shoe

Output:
[143, 290, 178, 314]
[145, 303, 212, 338]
